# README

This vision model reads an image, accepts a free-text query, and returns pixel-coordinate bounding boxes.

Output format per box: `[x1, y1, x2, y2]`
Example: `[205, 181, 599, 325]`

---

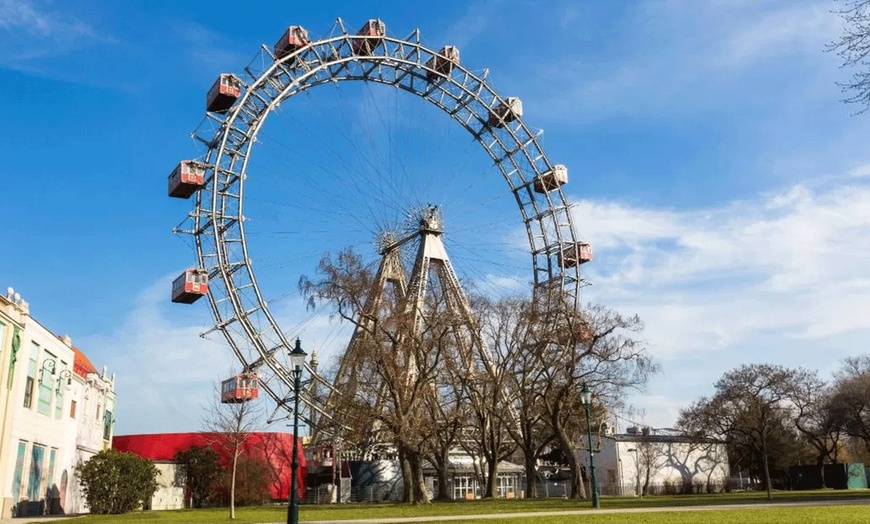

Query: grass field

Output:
[30, 490, 870, 524]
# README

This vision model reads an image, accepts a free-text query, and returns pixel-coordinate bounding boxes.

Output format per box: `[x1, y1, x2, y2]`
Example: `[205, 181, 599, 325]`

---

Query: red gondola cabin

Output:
[534, 165, 568, 193]
[426, 46, 460, 80]
[274, 25, 310, 60]
[168, 161, 206, 198]
[353, 19, 386, 56]
[559, 242, 593, 267]
[221, 373, 259, 403]
[206, 74, 241, 113]
[488, 97, 523, 128]
[171, 269, 209, 304]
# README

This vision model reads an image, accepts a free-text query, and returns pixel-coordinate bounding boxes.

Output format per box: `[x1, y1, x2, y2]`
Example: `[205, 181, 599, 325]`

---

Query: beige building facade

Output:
[0, 287, 115, 518]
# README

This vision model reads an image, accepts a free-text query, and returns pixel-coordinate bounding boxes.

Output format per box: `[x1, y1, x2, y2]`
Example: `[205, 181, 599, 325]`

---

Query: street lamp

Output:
[39, 359, 56, 383]
[56, 369, 72, 394]
[580, 382, 600, 508]
[287, 338, 307, 524]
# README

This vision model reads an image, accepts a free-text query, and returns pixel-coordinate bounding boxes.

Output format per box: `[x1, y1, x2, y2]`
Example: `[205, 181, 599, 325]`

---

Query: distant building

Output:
[305, 445, 524, 502]
[0, 287, 115, 518]
[592, 427, 729, 495]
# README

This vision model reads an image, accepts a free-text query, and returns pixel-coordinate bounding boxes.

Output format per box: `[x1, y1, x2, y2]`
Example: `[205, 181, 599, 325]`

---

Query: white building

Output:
[592, 428, 729, 496]
[0, 287, 115, 518]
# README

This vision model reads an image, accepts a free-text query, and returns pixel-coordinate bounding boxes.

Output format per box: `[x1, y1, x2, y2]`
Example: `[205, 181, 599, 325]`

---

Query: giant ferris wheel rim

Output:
[181, 18, 584, 419]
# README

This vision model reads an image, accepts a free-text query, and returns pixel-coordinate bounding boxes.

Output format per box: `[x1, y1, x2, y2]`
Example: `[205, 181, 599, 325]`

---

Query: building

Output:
[305, 445, 525, 502]
[113, 432, 306, 509]
[0, 287, 115, 518]
[592, 427, 729, 496]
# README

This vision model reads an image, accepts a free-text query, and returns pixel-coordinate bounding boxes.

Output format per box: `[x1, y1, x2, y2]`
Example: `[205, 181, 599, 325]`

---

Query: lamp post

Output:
[287, 338, 307, 524]
[580, 382, 600, 508]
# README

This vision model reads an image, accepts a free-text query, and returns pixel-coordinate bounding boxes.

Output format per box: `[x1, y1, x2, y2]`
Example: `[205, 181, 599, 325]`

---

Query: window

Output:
[47, 449, 57, 500]
[25, 345, 37, 409]
[453, 475, 476, 500]
[497, 474, 516, 498]
[23, 376, 34, 408]
[27, 444, 45, 501]
[103, 410, 113, 441]
[37, 353, 55, 416]
[12, 441, 26, 503]
[70, 400, 77, 419]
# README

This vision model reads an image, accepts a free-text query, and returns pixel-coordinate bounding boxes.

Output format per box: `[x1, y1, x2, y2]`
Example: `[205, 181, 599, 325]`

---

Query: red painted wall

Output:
[112, 432, 305, 500]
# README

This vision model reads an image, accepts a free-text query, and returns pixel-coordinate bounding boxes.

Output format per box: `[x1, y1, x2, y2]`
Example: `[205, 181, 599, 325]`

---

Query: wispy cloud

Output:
[0, 0, 113, 72]
[523, 0, 840, 123]
[568, 168, 870, 428]
[0, 0, 96, 38]
[573, 174, 870, 357]
[165, 18, 248, 74]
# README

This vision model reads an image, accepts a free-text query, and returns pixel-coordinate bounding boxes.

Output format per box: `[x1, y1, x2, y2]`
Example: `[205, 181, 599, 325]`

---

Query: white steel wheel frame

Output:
[178, 19, 585, 421]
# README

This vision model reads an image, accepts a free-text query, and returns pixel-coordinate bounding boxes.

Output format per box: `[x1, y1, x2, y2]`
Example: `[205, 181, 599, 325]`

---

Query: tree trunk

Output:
[230, 451, 238, 519]
[817, 454, 827, 490]
[436, 449, 450, 500]
[643, 466, 651, 497]
[484, 456, 499, 498]
[554, 425, 586, 499]
[563, 442, 586, 499]
[399, 448, 413, 503]
[761, 439, 773, 501]
[408, 451, 430, 504]
[524, 452, 538, 498]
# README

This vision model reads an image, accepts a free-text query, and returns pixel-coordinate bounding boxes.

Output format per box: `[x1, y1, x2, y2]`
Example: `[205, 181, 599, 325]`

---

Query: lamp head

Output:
[289, 338, 307, 369]
[580, 382, 591, 405]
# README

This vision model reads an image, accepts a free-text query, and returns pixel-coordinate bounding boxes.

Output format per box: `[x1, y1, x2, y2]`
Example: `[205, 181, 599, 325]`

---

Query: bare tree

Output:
[482, 296, 554, 498]
[301, 248, 459, 503]
[630, 438, 668, 496]
[679, 363, 809, 500]
[204, 384, 262, 519]
[783, 369, 842, 488]
[831, 0, 870, 112]
[828, 355, 870, 455]
[538, 302, 656, 500]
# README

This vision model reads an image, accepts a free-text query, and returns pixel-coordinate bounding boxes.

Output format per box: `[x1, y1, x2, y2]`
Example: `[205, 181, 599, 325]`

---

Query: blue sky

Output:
[2, 0, 869, 435]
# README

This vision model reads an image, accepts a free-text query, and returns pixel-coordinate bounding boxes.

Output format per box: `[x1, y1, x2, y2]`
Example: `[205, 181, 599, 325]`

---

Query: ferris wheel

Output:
[168, 18, 591, 423]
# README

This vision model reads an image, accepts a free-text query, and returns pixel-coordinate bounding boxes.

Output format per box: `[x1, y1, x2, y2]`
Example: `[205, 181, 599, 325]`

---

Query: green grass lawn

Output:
[32, 490, 870, 524]
[459, 505, 870, 524]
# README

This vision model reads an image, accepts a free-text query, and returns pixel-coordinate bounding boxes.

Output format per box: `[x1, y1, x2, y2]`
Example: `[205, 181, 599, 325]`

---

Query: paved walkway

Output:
[4, 498, 869, 524]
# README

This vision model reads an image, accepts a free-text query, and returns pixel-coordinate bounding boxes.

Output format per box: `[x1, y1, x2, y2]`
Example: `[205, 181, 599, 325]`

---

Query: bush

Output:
[76, 449, 159, 514]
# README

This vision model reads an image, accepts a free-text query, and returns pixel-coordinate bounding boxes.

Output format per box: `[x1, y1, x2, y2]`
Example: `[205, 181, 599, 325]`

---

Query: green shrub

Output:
[75, 449, 160, 514]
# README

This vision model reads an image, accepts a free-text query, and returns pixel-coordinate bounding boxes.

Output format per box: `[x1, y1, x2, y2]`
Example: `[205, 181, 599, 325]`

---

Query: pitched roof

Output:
[56, 335, 98, 377]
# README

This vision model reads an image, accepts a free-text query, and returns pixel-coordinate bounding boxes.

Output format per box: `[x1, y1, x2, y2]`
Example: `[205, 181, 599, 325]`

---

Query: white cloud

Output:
[570, 173, 870, 428]
[79, 276, 236, 434]
[79, 274, 357, 435]
[849, 163, 870, 178]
